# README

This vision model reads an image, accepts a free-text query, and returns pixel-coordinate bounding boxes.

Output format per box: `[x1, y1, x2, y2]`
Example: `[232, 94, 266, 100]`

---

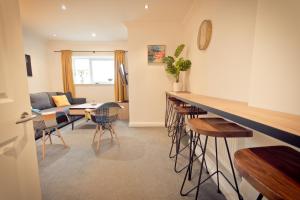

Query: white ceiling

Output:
[19, 0, 193, 41]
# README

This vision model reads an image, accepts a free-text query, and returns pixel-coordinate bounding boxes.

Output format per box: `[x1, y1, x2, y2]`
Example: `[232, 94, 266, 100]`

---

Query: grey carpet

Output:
[37, 120, 226, 200]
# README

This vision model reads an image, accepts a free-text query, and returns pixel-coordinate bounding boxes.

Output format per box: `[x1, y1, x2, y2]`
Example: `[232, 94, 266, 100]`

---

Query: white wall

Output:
[23, 29, 50, 93]
[183, 0, 257, 102]
[182, 0, 300, 199]
[47, 40, 128, 102]
[126, 21, 181, 126]
[249, 0, 300, 115]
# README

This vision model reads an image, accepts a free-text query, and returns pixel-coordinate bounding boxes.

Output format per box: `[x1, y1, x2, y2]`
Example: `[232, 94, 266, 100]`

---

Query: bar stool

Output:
[165, 96, 177, 128]
[234, 145, 300, 200]
[180, 117, 253, 200]
[170, 105, 208, 174]
[166, 97, 185, 137]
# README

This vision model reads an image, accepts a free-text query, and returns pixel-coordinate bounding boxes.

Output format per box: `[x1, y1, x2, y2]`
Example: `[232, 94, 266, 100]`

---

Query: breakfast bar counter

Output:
[166, 91, 300, 148]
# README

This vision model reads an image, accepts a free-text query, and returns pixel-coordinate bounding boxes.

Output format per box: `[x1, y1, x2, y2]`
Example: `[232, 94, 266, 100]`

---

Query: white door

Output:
[0, 0, 41, 199]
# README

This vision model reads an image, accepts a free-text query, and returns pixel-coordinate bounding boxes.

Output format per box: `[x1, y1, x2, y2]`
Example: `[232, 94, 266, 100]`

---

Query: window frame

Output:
[72, 56, 115, 85]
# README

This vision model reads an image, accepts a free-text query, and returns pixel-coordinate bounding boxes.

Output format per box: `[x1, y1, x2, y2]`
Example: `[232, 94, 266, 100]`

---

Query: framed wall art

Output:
[147, 45, 166, 64]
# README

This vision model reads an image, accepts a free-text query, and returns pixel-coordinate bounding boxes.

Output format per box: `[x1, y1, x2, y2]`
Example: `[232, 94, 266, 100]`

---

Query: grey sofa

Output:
[30, 92, 86, 139]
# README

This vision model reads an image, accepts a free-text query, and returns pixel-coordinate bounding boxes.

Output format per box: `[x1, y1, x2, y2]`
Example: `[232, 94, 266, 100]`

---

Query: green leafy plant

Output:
[163, 44, 191, 83]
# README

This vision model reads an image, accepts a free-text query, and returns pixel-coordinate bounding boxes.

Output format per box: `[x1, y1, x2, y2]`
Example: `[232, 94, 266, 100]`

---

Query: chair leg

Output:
[110, 124, 120, 144]
[111, 125, 119, 138]
[42, 130, 46, 160]
[108, 125, 114, 140]
[97, 126, 103, 151]
[49, 133, 53, 144]
[56, 128, 67, 148]
[92, 125, 99, 144]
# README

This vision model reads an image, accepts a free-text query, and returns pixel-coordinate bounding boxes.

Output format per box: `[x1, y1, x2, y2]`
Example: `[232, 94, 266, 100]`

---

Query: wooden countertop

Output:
[167, 92, 300, 147]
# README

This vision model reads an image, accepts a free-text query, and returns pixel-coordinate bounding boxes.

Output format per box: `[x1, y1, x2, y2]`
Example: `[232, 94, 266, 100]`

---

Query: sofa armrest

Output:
[72, 97, 86, 105]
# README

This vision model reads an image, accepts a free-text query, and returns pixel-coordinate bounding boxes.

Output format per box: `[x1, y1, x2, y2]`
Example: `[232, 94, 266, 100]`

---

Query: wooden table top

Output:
[167, 92, 300, 146]
[69, 103, 103, 110]
[234, 146, 300, 200]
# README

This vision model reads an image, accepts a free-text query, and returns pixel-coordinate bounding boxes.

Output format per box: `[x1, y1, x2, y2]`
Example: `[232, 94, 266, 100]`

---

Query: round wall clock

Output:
[197, 20, 212, 50]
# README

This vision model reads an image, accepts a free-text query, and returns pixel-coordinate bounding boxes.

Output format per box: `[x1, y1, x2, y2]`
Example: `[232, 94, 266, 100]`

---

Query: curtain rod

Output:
[53, 50, 128, 53]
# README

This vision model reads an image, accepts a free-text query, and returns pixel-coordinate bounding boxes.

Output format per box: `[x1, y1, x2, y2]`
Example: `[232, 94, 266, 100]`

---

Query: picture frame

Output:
[147, 45, 166, 64]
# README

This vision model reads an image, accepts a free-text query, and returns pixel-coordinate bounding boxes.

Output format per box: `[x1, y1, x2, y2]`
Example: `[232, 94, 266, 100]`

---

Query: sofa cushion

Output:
[47, 92, 58, 107]
[52, 95, 71, 107]
[57, 92, 73, 104]
[30, 92, 53, 110]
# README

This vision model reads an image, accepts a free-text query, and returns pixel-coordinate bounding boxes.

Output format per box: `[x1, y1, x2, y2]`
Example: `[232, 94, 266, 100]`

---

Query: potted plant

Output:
[163, 44, 191, 92]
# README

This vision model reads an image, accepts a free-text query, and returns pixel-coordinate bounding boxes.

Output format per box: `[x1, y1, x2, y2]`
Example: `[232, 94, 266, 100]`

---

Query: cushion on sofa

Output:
[57, 92, 73, 104]
[52, 95, 71, 107]
[47, 92, 58, 107]
[30, 92, 53, 110]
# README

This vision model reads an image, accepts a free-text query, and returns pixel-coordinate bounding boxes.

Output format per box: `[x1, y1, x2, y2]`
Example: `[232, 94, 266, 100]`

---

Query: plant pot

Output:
[173, 82, 183, 92]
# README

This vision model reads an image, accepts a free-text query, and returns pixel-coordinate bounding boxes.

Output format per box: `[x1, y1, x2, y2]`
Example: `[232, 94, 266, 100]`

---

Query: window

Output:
[72, 56, 114, 84]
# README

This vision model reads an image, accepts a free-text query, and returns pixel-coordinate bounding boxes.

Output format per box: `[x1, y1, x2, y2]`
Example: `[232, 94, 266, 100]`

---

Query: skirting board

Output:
[129, 122, 164, 127]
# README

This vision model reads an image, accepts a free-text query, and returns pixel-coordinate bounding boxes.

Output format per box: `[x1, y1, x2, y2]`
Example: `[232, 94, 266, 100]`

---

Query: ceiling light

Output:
[52, 34, 57, 37]
[91, 33, 96, 37]
[144, 4, 149, 10]
[61, 4, 67, 10]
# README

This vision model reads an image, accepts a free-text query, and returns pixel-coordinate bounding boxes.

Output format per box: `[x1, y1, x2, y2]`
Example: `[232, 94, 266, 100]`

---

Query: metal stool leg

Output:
[194, 136, 209, 200]
[215, 137, 221, 193]
[198, 137, 209, 174]
[174, 114, 184, 172]
[224, 138, 243, 200]
[169, 112, 180, 158]
[168, 106, 177, 136]
[166, 98, 174, 129]
[256, 193, 263, 200]
[165, 95, 169, 127]
[180, 134, 202, 196]
[175, 130, 208, 174]
[174, 114, 192, 173]
[188, 130, 194, 181]
[167, 105, 174, 133]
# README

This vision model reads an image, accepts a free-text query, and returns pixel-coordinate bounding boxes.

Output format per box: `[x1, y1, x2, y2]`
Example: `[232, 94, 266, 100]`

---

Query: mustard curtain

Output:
[61, 50, 76, 97]
[114, 50, 127, 102]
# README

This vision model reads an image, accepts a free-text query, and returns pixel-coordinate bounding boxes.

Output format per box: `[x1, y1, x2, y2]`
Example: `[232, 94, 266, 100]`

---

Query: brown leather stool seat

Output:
[175, 106, 207, 116]
[188, 117, 252, 138]
[234, 146, 300, 200]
